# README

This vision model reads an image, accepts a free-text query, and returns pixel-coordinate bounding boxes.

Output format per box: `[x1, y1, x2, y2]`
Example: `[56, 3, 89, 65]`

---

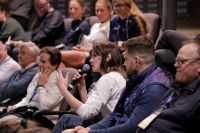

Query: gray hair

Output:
[18, 42, 40, 61]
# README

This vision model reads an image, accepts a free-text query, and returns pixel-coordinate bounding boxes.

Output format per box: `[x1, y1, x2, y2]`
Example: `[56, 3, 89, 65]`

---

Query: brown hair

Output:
[40, 46, 61, 69]
[92, 43, 126, 77]
[96, 0, 112, 11]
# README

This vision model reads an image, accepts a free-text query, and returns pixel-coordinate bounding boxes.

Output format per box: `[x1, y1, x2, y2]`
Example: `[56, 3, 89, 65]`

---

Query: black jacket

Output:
[137, 79, 200, 133]
[32, 10, 65, 48]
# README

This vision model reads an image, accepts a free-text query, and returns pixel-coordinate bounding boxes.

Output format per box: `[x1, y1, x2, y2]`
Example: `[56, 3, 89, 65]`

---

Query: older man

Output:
[137, 40, 200, 133]
[0, 41, 20, 85]
[0, 42, 39, 106]
[31, 0, 65, 48]
[61, 36, 170, 133]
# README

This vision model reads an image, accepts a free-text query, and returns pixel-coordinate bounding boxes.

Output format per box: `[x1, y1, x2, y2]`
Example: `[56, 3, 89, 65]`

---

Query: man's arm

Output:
[0, 67, 38, 102]
[89, 85, 167, 133]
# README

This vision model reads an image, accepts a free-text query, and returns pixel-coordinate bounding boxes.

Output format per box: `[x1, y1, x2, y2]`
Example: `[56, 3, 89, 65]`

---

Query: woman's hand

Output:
[38, 67, 51, 86]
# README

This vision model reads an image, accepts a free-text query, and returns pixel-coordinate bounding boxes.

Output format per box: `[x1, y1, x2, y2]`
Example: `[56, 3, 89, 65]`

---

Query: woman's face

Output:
[39, 53, 56, 72]
[90, 54, 102, 73]
[69, 0, 84, 20]
[95, 1, 111, 23]
[112, 0, 130, 18]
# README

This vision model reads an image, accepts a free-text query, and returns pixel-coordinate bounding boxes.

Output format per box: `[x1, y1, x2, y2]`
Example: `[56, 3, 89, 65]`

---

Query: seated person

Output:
[31, 0, 65, 48]
[0, 4, 28, 41]
[61, 0, 112, 68]
[59, 36, 170, 133]
[0, 42, 39, 106]
[8, 47, 64, 121]
[0, 41, 21, 85]
[53, 43, 126, 133]
[155, 30, 200, 76]
[63, 0, 90, 50]
[109, 0, 148, 47]
[136, 40, 200, 133]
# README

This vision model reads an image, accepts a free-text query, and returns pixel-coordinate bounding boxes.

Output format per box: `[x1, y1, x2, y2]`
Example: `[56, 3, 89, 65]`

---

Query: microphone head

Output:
[82, 64, 90, 73]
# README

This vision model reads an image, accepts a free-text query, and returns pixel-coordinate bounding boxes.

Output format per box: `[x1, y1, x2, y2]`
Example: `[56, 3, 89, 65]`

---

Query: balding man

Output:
[137, 40, 200, 133]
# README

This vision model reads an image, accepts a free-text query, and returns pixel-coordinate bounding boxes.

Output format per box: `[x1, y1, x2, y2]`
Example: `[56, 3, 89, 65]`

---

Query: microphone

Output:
[68, 64, 90, 91]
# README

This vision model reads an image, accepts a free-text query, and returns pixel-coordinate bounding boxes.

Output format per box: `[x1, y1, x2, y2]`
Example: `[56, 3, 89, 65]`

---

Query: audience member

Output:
[61, 0, 112, 68]
[0, 0, 33, 31]
[9, 47, 63, 118]
[0, 42, 39, 106]
[63, 0, 90, 50]
[53, 43, 126, 133]
[155, 30, 200, 76]
[0, 41, 20, 85]
[61, 36, 169, 133]
[109, 0, 148, 47]
[32, 0, 65, 48]
[0, 4, 28, 41]
[136, 39, 200, 133]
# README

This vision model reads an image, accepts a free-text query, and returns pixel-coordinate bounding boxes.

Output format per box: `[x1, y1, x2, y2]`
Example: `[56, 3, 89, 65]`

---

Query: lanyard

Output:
[29, 85, 38, 103]
[162, 91, 178, 110]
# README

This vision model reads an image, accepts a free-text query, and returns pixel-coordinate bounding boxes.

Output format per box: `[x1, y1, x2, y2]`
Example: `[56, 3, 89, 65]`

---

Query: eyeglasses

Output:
[112, 3, 127, 9]
[175, 58, 200, 66]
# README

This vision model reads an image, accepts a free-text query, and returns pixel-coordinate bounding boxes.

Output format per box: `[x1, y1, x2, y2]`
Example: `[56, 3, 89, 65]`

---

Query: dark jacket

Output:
[32, 10, 65, 48]
[137, 79, 200, 133]
[109, 15, 147, 42]
[0, 64, 38, 106]
[89, 64, 169, 133]
[63, 18, 90, 50]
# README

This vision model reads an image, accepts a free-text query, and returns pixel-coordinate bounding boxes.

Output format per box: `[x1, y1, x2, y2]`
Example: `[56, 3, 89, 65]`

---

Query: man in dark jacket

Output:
[0, 42, 39, 106]
[32, 0, 65, 48]
[60, 36, 170, 133]
[137, 39, 200, 133]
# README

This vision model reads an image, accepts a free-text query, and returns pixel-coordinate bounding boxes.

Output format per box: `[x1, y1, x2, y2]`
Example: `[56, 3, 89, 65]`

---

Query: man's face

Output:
[0, 43, 7, 63]
[175, 43, 200, 84]
[18, 47, 35, 69]
[123, 50, 138, 77]
[34, 0, 50, 17]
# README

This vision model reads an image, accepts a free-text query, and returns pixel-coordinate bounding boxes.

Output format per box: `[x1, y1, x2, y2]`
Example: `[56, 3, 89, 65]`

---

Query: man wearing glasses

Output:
[137, 40, 200, 133]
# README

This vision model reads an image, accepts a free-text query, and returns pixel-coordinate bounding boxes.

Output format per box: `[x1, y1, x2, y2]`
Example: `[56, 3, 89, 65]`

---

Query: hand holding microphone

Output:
[68, 64, 90, 91]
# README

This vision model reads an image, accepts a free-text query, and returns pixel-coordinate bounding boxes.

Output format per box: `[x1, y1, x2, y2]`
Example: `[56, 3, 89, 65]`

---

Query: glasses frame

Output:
[175, 58, 200, 66]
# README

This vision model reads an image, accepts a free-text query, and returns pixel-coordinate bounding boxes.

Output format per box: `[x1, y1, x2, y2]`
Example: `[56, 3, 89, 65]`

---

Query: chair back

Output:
[144, 13, 161, 43]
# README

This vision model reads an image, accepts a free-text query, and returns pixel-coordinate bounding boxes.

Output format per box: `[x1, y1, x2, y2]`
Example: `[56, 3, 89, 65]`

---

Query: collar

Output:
[21, 62, 37, 73]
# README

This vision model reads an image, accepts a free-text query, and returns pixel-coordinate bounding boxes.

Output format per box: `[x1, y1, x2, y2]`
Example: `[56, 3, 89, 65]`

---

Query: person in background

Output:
[0, 0, 33, 31]
[0, 42, 39, 106]
[61, 36, 169, 133]
[0, 41, 20, 85]
[53, 43, 126, 133]
[136, 39, 200, 133]
[63, 0, 90, 50]
[31, 0, 65, 48]
[109, 0, 148, 47]
[61, 0, 112, 68]
[0, 4, 28, 41]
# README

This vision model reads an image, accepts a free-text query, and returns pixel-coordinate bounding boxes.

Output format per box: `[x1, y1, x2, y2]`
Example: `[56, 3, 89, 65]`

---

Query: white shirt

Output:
[76, 71, 126, 120]
[15, 70, 63, 112]
[0, 56, 21, 85]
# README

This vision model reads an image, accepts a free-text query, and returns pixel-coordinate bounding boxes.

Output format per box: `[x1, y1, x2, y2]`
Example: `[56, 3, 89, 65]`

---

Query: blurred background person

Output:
[63, 0, 90, 50]
[0, 4, 28, 41]
[109, 0, 148, 47]
[31, 0, 65, 48]
[0, 41, 20, 85]
[61, 0, 112, 68]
